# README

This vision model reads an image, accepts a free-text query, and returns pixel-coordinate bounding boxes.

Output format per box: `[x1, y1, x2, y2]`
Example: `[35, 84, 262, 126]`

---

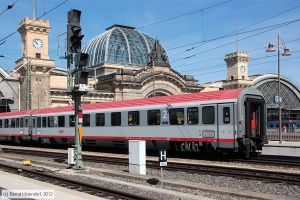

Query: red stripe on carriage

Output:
[0, 134, 236, 143]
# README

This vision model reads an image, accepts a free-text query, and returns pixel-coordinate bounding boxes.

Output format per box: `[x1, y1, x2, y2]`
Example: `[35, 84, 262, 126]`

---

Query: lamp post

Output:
[266, 34, 291, 144]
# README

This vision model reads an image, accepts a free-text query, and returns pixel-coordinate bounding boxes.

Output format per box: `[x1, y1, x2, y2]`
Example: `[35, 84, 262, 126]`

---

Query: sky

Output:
[0, 0, 299, 86]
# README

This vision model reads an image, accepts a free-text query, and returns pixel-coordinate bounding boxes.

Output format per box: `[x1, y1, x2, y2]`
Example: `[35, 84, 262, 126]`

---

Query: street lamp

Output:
[266, 35, 291, 144]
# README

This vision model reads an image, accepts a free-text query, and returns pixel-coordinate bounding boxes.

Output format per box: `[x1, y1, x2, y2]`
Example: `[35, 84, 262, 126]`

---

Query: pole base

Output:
[72, 161, 85, 170]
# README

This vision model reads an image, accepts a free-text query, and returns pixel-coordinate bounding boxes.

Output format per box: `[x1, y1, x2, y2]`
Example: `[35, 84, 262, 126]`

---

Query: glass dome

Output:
[82, 24, 169, 67]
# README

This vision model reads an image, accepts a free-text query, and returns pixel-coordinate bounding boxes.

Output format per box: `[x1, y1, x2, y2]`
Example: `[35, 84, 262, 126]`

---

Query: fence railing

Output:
[266, 129, 300, 142]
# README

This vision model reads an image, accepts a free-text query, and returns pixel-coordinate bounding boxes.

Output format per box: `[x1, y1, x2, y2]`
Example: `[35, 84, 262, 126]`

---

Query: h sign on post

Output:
[159, 150, 167, 167]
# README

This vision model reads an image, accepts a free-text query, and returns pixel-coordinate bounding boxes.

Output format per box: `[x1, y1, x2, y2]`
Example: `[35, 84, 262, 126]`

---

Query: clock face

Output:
[240, 65, 245, 73]
[32, 39, 43, 49]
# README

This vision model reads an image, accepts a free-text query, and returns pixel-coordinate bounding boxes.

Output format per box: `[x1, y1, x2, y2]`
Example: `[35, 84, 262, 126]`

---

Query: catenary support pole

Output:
[278, 34, 282, 144]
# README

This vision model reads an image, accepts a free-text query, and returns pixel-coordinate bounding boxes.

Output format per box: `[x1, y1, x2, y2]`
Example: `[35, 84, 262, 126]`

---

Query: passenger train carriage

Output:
[0, 88, 266, 156]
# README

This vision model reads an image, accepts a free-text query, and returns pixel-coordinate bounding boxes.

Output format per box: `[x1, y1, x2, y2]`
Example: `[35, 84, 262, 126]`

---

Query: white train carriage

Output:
[0, 88, 266, 155]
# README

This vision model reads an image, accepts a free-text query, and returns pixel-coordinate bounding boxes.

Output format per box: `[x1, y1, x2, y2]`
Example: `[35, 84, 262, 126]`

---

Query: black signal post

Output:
[66, 9, 89, 170]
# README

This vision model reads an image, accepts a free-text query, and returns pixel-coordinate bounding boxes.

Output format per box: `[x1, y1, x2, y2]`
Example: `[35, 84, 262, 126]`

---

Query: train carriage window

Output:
[169, 108, 184, 125]
[33, 118, 36, 128]
[58, 116, 65, 127]
[11, 118, 16, 128]
[83, 114, 90, 127]
[25, 118, 28, 127]
[95, 113, 105, 126]
[111, 112, 121, 126]
[147, 110, 161, 125]
[128, 111, 140, 126]
[20, 118, 24, 128]
[187, 107, 198, 125]
[37, 117, 41, 128]
[42, 117, 47, 128]
[0, 119, 2, 128]
[48, 116, 54, 127]
[202, 106, 215, 124]
[16, 118, 19, 128]
[4, 119, 9, 128]
[69, 115, 75, 127]
[223, 107, 230, 124]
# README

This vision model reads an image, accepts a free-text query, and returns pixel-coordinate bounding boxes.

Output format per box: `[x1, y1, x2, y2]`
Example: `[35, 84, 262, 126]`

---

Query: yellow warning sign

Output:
[79, 127, 83, 144]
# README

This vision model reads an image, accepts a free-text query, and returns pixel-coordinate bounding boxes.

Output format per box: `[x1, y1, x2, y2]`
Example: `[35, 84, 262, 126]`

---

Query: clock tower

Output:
[223, 51, 252, 89]
[15, 17, 55, 110]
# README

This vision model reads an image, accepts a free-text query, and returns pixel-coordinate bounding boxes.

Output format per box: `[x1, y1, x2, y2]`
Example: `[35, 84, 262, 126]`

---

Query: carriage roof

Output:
[0, 88, 243, 116]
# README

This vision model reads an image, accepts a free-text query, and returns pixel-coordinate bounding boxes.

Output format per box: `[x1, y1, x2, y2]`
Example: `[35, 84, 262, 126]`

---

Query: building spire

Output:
[148, 40, 170, 67]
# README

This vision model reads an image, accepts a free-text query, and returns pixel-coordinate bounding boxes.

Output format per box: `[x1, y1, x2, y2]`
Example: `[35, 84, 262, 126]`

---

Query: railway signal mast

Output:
[67, 9, 89, 169]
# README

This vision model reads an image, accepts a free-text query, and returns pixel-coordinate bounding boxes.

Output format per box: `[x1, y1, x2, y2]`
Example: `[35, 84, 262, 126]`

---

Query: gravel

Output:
[1, 152, 300, 200]
[85, 160, 300, 200]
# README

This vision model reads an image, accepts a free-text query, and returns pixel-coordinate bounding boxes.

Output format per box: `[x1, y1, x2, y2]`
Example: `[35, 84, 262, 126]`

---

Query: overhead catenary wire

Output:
[0, 0, 69, 44]
[175, 36, 300, 67]
[167, 3, 300, 51]
[170, 18, 300, 64]
[172, 37, 300, 72]
[137, 0, 233, 29]
[177, 55, 277, 74]
[175, 48, 300, 75]
[192, 54, 300, 77]
[167, 22, 283, 57]
[172, 46, 266, 69]
[0, 0, 18, 17]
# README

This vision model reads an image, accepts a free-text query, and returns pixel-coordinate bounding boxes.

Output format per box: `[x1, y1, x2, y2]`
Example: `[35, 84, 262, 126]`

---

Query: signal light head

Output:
[76, 53, 89, 68]
[68, 9, 81, 26]
[67, 24, 84, 53]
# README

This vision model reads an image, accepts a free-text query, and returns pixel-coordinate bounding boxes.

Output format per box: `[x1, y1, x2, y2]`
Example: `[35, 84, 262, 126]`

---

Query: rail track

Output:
[2, 147, 300, 185]
[0, 162, 151, 200]
[236, 155, 300, 168]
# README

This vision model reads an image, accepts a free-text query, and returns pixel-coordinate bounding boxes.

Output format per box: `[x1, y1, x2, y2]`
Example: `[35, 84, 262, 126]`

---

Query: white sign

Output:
[159, 150, 167, 167]
[68, 148, 75, 165]
[1, 190, 55, 199]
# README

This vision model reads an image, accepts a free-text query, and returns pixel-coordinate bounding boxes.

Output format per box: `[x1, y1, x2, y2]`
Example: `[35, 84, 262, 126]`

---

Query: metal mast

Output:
[67, 9, 89, 170]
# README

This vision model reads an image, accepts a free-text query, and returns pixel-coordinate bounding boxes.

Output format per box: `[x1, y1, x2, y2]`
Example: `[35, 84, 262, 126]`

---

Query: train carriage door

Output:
[31, 116, 37, 140]
[245, 98, 265, 140]
[36, 117, 42, 139]
[201, 104, 218, 148]
[24, 117, 29, 136]
[218, 103, 234, 149]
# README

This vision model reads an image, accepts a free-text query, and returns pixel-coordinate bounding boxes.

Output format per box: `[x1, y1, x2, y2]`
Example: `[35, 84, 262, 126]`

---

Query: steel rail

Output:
[0, 162, 151, 200]
[2, 147, 300, 185]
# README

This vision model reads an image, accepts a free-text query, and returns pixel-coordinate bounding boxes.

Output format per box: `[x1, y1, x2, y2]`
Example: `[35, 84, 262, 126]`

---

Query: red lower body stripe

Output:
[0, 134, 236, 143]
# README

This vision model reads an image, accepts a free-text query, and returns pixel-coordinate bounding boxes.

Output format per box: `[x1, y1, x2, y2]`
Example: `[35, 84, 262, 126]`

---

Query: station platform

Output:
[261, 141, 300, 157]
[0, 170, 104, 200]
